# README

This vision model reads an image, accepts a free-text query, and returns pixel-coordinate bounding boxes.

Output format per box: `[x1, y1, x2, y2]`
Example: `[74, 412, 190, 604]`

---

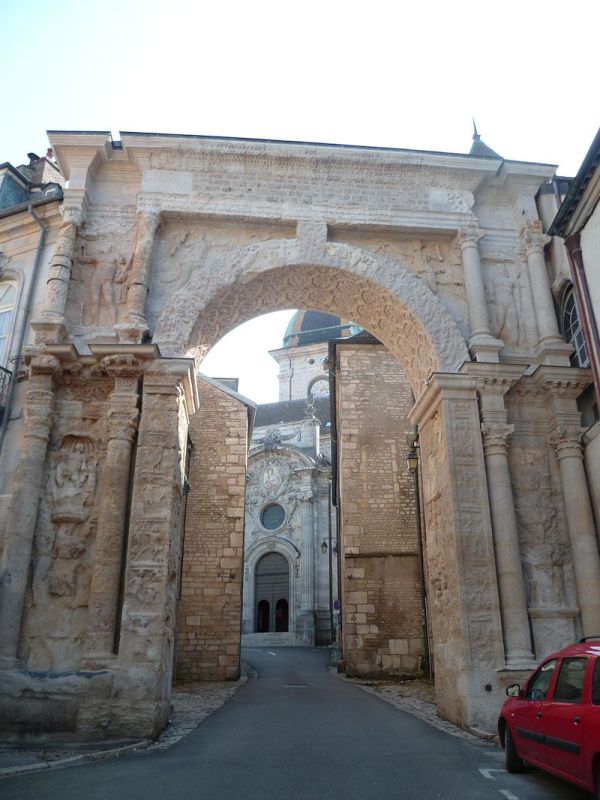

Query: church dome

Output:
[283, 310, 359, 347]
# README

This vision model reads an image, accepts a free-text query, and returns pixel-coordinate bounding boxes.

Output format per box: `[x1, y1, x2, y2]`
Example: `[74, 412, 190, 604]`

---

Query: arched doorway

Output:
[255, 552, 290, 633]
[159, 247, 504, 729]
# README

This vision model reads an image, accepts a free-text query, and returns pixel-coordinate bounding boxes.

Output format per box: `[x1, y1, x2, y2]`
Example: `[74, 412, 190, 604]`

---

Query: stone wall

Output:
[176, 377, 248, 682]
[335, 342, 425, 676]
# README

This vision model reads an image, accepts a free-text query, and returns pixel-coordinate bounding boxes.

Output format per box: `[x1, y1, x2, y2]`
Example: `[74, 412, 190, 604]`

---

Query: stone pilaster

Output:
[410, 373, 505, 730]
[0, 354, 60, 666]
[520, 221, 571, 365]
[112, 359, 193, 737]
[34, 205, 83, 343]
[465, 364, 536, 669]
[83, 355, 141, 667]
[116, 210, 160, 344]
[458, 223, 503, 362]
[534, 365, 600, 635]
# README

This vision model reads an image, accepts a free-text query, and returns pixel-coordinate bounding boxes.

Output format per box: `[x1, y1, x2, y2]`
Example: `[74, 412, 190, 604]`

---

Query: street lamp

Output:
[321, 539, 328, 555]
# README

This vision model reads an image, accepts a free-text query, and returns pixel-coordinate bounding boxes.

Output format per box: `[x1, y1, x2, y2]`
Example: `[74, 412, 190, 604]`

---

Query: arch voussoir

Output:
[153, 239, 468, 394]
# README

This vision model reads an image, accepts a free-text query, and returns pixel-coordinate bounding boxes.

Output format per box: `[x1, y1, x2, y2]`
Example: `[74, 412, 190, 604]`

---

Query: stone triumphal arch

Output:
[1, 131, 599, 740]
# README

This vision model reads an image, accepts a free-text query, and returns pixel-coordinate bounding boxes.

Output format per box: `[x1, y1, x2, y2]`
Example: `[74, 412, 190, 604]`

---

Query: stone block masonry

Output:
[176, 378, 249, 682]
[335, 343, 425, 677]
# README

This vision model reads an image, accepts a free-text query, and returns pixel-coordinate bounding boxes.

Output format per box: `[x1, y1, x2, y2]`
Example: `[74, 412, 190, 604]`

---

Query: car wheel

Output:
[505, 728, 524, 774]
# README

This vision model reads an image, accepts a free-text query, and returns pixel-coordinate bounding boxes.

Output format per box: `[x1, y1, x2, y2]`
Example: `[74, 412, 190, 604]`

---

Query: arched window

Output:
[0, 281, 16, 368]
[561, 285, 589, 368]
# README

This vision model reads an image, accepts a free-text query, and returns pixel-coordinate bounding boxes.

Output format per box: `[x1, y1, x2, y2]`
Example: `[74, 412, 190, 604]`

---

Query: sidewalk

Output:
[0, 666, 252, 779]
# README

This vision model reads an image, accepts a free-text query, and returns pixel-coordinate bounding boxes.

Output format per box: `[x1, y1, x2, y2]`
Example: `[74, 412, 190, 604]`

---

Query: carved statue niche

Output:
[46, 435, 97, 603]
[75, 235, 132, 327]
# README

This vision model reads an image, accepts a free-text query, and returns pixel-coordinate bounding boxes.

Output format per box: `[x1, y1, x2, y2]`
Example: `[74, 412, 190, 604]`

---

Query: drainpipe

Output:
[0, 204, 47, 455]
[327, 477, 334, 644]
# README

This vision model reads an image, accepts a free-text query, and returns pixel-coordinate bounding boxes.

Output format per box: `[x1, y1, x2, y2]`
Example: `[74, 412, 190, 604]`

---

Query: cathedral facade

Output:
[241, 311, 346, 647]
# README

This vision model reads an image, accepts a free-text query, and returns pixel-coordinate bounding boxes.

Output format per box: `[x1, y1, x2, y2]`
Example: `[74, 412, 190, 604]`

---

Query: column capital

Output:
[100, 353, 143, 379]
[457, 222, 485, 250]
[29, 353, 61, 378]
[59, 202, 84, 227]
[519, 220, 551, 257]
[550, 425, 584, 460]
[481, 422, 513, 456]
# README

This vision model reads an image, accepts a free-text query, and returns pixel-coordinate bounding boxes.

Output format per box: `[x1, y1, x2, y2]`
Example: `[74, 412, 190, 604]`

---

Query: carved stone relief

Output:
[510, 443, 576, 610]
[66, 215, 136, 334]
[152, 238, 470, 394]
[483, 260, 537, 351]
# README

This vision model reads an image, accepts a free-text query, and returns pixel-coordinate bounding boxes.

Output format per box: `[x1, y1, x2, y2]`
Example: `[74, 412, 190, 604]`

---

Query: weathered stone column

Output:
[458, 224, 503, 362]
[83, 355, 141, 666]
[0, 354, 60, 666]
[410, 373, 505, 730]
[36, 204, 83, 341]
[467, 365, 536, 669]
[535, 365, 600, 635]
[520, 221, 571, 365]
[552, 429, 600, 634]
[116, 210, 160, 343]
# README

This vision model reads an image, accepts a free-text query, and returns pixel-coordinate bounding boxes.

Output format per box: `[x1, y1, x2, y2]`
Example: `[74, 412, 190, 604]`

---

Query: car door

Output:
[541, 656, 588, 782]
[510, 658, 557, 764]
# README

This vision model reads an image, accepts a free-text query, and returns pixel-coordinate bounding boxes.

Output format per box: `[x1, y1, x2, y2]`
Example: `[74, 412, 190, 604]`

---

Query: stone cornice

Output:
[409, 371, 476, 426]
[461, 361, 525, 393]
[531, 364, 592, 397]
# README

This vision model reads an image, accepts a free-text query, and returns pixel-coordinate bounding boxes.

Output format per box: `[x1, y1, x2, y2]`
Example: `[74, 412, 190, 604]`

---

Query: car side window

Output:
[592, 659, 600, 706]
[526, 659, 557, 700]
[553, 657, 587, 704]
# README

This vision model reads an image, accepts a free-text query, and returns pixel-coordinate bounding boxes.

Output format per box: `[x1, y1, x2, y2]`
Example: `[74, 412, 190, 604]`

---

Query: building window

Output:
[260, 503, 285, 530]
[561, 285, 589, 368]
[0, 282, 17, 368]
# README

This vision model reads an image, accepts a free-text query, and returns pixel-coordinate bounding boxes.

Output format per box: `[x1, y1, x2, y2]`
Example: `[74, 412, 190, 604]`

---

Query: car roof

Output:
[544, 640, 600, 660]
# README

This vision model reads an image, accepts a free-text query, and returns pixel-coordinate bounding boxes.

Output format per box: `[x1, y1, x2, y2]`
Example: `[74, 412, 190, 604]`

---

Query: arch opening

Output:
[153, 241, 469, 396]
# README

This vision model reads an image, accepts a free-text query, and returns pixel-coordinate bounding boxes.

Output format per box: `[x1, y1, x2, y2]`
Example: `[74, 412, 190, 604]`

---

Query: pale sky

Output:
[1, 0, 598, 401]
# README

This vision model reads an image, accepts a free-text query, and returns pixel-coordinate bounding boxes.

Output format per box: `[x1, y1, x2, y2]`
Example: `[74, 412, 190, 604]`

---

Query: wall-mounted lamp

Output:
[406, 448, 419, 473]
[321, 540, 328, 555]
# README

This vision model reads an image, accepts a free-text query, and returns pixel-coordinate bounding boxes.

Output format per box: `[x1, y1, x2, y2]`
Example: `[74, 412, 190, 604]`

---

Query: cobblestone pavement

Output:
[0, 665, 252, 777]
[341, 675, 497, 744]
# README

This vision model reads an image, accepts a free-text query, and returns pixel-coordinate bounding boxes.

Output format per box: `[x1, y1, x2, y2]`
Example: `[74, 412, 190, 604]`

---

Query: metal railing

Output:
[0, 365, 12, 424]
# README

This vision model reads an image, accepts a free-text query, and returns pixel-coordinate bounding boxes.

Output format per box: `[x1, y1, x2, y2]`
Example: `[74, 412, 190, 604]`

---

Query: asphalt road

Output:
[0, 647, 589, 800]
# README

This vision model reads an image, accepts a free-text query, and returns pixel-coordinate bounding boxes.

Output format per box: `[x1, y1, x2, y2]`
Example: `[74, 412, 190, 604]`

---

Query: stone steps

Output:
[241, 632, 306, 647]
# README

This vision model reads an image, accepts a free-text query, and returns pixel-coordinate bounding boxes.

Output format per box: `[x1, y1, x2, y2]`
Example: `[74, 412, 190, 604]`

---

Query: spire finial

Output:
[472, 118, 480, 141]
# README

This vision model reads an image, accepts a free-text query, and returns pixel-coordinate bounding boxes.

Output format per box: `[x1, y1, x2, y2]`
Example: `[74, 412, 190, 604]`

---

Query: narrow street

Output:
[1, 648, 588, 800]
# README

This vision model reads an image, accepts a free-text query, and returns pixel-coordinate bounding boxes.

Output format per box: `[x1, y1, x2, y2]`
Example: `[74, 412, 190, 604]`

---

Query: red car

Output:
[498, 637, 600, 796]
